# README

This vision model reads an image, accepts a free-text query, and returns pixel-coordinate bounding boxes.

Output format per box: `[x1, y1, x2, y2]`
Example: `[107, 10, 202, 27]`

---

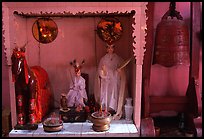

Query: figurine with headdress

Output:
[66, 59, 88, 112]
[94, 43, 127, 119]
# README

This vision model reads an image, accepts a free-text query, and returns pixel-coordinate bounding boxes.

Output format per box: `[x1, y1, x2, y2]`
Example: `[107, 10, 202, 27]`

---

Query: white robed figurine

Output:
[66, 60, 87, 111]
[94, 43, 128, 120]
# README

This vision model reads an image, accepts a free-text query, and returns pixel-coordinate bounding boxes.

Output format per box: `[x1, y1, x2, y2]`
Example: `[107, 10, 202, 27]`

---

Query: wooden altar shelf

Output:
[13, 10, 135, 18]
[9, 119, 139, 137]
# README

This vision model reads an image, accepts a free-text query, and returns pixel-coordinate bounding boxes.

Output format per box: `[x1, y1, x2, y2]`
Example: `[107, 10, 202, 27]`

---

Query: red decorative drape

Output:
[31, 66, 52, 122]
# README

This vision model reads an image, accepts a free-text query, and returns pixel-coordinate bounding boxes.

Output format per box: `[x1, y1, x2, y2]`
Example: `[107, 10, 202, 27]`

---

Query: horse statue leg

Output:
[14, 82, 27, 130]
[27, 78, 38, 130]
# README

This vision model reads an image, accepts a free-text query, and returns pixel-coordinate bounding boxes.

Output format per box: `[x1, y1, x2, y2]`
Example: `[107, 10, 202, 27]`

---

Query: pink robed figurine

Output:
[66, 60, 88, 111]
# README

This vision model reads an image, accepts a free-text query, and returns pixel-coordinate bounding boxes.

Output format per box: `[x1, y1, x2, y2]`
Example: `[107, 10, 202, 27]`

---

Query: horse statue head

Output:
[11, 46, 29, 84]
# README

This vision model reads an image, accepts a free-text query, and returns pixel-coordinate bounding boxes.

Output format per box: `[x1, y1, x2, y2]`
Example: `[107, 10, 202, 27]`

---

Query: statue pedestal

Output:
[59, 107, 87, 123]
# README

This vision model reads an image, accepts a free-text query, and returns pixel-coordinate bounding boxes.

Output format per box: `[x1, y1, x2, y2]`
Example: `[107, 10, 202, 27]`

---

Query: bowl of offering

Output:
[43, 117, 63, 132]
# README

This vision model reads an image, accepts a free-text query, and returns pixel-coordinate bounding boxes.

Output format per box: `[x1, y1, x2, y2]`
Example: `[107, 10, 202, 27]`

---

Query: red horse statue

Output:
[11, 46, 53, 130]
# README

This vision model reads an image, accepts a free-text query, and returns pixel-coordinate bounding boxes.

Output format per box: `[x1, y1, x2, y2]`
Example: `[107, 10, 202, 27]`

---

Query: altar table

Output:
[9, 119, 139, 137]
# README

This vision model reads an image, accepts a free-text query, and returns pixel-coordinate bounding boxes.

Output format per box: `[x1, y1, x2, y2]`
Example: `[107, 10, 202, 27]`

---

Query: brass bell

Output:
[153, 2, 190, 67]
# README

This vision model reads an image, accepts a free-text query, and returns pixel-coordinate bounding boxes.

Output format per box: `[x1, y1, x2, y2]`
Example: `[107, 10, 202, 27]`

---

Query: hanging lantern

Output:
[153, 2, 190, 67]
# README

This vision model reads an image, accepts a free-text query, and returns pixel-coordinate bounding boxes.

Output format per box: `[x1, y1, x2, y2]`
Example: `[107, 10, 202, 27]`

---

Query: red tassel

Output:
[24, 59, 29, 84]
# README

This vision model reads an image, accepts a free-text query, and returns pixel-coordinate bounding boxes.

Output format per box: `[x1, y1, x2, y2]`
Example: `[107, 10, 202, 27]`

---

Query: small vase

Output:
[125, 98, 133, 120]
[126, 98, 133, 106]
[60, 93, 68, 110]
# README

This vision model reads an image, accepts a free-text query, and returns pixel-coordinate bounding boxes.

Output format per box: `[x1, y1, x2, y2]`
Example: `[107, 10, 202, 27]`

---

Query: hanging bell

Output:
[153, 2, 190, 67]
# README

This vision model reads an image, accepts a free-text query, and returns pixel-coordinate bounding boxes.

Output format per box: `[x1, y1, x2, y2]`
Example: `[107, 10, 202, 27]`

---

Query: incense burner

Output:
[89, 111, 112, 132]
[43, 117, 63, 132]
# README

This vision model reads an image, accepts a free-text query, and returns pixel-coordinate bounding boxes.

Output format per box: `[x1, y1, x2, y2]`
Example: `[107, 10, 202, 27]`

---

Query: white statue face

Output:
[106, 45, 114, 54]
[75, 70, 81, 76]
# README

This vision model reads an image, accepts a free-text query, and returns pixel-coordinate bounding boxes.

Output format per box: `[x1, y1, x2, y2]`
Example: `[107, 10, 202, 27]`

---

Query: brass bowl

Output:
[89, 111, 112, 132]
[92, 124, 110, 132]
[185, 131, 194, 137]
[43, 125, 63, 132]
[43, 118, 63, 132]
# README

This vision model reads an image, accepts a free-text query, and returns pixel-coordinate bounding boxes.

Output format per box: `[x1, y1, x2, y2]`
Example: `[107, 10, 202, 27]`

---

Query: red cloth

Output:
[31, 66, 52, 122]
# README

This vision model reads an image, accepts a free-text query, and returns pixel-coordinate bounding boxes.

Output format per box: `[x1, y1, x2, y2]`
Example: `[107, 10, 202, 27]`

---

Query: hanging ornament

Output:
[32, 18, 58, 44]
[97, 17, 123, 45]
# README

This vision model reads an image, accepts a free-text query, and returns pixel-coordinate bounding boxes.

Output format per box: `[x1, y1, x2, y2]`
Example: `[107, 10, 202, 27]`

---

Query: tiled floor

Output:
[9, 119, 139, 137]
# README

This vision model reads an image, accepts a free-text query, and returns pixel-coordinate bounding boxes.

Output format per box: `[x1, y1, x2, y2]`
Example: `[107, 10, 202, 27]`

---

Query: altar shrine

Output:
[2, 2, 202, 137]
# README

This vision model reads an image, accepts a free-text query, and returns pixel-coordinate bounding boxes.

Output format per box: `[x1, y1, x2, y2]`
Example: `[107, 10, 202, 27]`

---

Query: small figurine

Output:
[60, 59, 89, 123]
[66, 59, 88, 112]
[60, 93, 68, 112]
